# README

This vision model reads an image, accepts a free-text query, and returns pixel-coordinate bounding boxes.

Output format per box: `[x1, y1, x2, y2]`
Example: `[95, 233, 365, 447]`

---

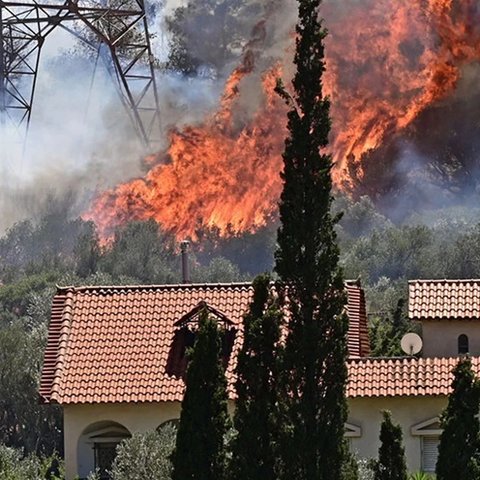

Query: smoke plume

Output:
[3, 0, 480, 239]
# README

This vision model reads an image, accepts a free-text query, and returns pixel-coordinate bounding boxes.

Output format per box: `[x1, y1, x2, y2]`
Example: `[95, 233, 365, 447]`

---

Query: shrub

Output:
[0, 444, 63, 480]
[110, 424, 176, 480]
[357, 458, 375, 480]
[409, 473, 436, 480]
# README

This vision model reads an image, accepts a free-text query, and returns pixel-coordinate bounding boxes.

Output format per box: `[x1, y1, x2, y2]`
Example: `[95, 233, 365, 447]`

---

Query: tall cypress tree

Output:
[230, 274, 283, 480]
[373, 411, 408, 480]
[172, 311, 230, 480]
[436, 357, 480, 480]
[274, 0, 350, 479]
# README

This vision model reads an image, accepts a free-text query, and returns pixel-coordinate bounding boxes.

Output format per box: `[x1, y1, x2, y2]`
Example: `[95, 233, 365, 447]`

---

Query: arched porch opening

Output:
[77, 420, 131, 480]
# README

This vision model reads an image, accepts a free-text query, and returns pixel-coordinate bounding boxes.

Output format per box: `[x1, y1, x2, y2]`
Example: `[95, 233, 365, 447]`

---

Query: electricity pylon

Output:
[0, 0, 161, 149]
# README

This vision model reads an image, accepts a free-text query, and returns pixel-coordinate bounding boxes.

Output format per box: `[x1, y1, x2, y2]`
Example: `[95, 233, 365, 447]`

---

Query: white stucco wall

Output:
[64, 396, 446, 479]
[422, 320, 480, 357]
[64, 402, 183, 479]
[349, 396, 446, 472]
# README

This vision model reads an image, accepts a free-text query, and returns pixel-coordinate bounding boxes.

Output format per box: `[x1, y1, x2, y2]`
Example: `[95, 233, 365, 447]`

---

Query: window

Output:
[80, 422, 131, 480]
[166, 302, 236, 377]
[411, 416, 442, 473]
[344, 423, 361, 454]
[94, 443, 117, 479]
[458, 334, 469, 354]
[422, 436, 440, 473]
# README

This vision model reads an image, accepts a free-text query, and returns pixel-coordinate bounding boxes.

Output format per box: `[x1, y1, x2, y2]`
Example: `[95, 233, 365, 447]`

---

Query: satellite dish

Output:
[401, 333, 423, 356]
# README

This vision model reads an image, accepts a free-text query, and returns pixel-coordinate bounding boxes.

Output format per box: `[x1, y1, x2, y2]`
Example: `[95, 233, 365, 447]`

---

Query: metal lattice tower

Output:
[0, 0, 161, 149]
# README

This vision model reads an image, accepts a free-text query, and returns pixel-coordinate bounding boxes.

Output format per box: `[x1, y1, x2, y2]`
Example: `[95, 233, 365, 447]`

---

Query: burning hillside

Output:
[85, 0, 480, 240]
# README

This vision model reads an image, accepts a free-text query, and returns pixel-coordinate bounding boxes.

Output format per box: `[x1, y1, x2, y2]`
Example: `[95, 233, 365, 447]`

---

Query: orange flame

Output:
[326, 0, 480, 185]
[87, 54, 286, 240]
[85, 0, 480, 240]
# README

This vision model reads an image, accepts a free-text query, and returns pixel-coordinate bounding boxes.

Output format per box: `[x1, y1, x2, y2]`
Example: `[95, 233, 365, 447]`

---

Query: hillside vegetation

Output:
[1, 194, 480, 455]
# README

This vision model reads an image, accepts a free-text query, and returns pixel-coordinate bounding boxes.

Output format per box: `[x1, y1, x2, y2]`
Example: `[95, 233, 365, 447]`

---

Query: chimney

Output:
[180, 240, 191, 283]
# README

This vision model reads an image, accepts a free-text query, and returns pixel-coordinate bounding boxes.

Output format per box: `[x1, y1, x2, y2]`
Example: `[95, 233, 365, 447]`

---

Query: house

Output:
[348, 279, 480, 472]
[39, 279, 480, 478]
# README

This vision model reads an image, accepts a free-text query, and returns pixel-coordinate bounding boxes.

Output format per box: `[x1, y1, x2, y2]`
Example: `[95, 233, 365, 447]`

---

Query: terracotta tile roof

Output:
[39, 281, 369, 405]
[409, 279, 480, 320]
[347, 356, 480, 398]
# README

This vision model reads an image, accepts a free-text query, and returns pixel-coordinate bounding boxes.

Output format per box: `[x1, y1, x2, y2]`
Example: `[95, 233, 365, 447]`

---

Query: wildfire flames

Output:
[85, 0, 480, 240]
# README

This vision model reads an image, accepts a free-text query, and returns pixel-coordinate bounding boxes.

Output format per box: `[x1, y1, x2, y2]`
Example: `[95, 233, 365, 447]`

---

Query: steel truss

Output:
[0, 0, 161, 148]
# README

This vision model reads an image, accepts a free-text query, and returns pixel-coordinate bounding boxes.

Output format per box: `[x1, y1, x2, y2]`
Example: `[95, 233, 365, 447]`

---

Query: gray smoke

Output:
[0, 0, 246, 231]
[2, 0, 479, 236]
[0, 0, 300, 232]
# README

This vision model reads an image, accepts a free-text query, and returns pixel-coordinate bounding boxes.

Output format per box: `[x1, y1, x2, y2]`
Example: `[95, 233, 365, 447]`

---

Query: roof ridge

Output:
[50, 290, 74, 403]
[56, 282, 255, 293]
[348, 355, 480, 364]
[348, 355, 418, 363]
[56, 279, 362, 293]
[408, 279, 480, 284]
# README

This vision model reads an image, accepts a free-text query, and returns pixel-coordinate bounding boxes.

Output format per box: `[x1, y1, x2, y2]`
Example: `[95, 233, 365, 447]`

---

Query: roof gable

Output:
[174, 301, 234, 328]
[39, 290, 73, 404]
[411, 417, 442, 436]
[39, 281, 369, 405]
[345, 422, 362, 438]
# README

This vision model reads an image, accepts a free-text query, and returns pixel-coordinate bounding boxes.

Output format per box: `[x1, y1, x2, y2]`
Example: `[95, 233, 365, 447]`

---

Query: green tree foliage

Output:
[26, 287, 56, 330]
[343, 455, 360, 480]
[0, 444, 63, 480]
[369, 298, 418, 357]
[343, 226, 434, 283]
[230, 274, 283, 480]
[274, 0, 351, 478]
[341, 219, 480, 285]
[373, 411, 408, 480]
[334, 195, 391, 240]
[0, 322, 62, 455]
[0, 272, 58, 317]
[195, 224, 277, 277]
[408, 474, 436, 480]
[70, 0, 148, 59]
[447, 224, 480, 278]
[165, 0, 263, 74]
[172, 311, 230, 480]
[74, 221, 100, 278]
[0, 195, 86, 278]
[0, 221, 36, 274]
[436, 357, 480, 480]
[99, 220, 179, 284]
[192, 256, 244, 283]
[111, 424, 176, 480]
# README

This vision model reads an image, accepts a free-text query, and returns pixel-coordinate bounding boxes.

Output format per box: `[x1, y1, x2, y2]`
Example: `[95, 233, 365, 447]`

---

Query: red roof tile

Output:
[409, 279, 480, 320]
[39, 281, 369, 405]
[347, 356, 480, 398]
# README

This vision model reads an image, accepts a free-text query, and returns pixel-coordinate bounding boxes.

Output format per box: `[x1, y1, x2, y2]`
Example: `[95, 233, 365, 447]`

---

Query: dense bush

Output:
[0, 321, 62, 455]
[408, 474, 436, 480]
[357, 459, 374, 480]
[110, 425, 176, 480]
[0, 444, 63, 480]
